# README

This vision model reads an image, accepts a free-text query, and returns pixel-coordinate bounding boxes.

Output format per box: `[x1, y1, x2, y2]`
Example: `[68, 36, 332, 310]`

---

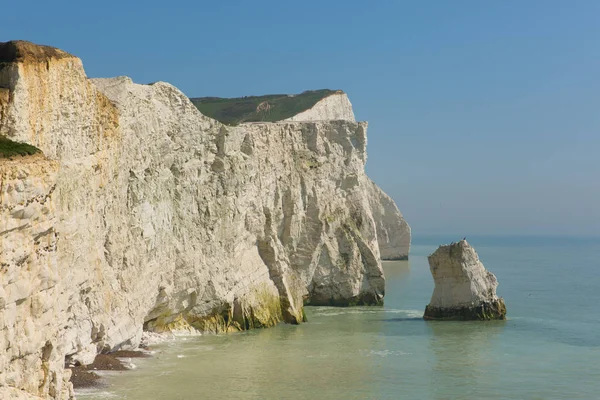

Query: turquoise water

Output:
[81, 236, 600, 400]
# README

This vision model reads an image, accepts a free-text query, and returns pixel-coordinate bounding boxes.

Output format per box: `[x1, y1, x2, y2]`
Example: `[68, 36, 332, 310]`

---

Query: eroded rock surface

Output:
[0, 41, 410, 399]
[424, 240, 506, 321]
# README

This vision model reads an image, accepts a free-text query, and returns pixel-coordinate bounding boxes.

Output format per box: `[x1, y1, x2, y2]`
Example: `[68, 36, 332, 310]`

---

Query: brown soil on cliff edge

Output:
[0, 40, 73, 64]
[68, 351, 151, 389]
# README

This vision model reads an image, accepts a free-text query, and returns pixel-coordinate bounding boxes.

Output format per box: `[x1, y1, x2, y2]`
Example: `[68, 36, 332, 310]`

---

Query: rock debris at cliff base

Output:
[68, 351, 149, 389]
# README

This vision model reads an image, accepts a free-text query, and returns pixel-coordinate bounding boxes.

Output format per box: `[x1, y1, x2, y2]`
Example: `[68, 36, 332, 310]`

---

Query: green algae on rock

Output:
[424, 299, 507, 321]
[143, 284, 294, 334]
[232, 284, 284, 330]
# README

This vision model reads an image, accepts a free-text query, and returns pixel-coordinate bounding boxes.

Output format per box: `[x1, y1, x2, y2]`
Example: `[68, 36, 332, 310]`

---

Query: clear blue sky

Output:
[4, 1, 599, 236]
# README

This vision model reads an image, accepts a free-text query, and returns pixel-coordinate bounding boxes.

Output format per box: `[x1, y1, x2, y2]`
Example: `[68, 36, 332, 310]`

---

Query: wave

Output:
[75, 389, 119, 398]
[362, 349, 411, 357]
[310, 308, 423, 318]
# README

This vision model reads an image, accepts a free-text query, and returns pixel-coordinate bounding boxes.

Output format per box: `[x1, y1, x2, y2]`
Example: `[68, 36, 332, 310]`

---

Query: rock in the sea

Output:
[423, 240, 506, 321]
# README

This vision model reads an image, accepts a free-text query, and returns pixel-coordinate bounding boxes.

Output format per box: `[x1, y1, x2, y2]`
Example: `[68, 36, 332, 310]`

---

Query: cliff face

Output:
[0, 155, 72, 399]
[0, 41, 410, 399]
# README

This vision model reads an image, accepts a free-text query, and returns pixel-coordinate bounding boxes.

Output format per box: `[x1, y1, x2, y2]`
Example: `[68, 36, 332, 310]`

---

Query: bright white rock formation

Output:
[0, 41, 410, 399]
[367, 180, 411, 260]
[424, 240, 506, 321]
[283, 92, 356, 122]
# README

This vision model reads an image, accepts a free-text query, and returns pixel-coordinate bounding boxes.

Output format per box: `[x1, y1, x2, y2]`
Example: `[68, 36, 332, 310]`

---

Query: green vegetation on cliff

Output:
[0, 136, 41, 158]
[190, 89, 340, 125]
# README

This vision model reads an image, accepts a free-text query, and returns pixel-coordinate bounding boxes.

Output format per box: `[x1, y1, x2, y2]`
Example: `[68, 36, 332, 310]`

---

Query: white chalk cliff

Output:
[283, 92, 356, 122]
[424, 240, 506, 321]
[0, 41, 410, 399]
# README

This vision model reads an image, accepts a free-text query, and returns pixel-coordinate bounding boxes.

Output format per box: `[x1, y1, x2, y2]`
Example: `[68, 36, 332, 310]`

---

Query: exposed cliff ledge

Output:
[0, 41, 410, 399]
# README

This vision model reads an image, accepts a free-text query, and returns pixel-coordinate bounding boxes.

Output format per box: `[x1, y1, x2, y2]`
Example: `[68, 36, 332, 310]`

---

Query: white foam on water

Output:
[311, 308, 424, 318]
[75, 389, 119, 398]
[158, 370, 174, 376]
[304, 353, 329, 359]
[140, 331, 175, 347]
[400, 309, 425, 318]
[194, 345, 215, 352]
[311, 311, 348, 317]
[383, 308, 421, 315]
[310, 308, 382, 317]
[172, 330, 203, 337]
[91, 370, 124, 378]
[362, 349, 411, 357]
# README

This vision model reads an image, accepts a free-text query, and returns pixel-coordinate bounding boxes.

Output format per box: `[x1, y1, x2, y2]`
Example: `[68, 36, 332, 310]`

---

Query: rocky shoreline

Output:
[68, 350, 150, 389]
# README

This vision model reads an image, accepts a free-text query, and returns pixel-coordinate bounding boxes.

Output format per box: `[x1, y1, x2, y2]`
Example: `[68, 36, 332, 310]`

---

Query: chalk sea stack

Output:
[424, 240, 506, 321]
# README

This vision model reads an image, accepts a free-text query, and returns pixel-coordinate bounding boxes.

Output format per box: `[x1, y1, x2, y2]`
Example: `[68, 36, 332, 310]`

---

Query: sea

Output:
[80, 235, 600, 400]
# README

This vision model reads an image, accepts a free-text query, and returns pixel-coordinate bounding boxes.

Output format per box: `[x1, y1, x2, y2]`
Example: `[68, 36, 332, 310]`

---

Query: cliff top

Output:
[190, 89, 343, 125]
[0, 40, 73, 64]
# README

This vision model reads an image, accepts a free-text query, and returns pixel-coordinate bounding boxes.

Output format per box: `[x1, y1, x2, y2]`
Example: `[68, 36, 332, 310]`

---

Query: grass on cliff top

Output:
[0, 136, 41, 158]
[190, 89, 341, 125]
